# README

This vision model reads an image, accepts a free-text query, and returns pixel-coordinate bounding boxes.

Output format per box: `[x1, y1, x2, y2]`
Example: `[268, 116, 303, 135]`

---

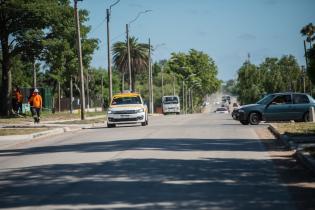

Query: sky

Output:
[79, 0, 315, 81]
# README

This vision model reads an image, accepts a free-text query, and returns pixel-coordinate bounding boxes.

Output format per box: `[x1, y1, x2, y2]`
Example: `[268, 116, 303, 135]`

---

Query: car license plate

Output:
[120, 115, 130, 118]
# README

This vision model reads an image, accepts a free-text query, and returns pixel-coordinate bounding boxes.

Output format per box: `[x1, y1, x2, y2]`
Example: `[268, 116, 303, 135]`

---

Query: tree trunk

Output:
[0, 35, 12, 116]
[131, 67, 136, 92]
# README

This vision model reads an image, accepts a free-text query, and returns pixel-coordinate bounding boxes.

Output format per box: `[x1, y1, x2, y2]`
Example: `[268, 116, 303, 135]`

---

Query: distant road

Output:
[0, 113, 312, 210]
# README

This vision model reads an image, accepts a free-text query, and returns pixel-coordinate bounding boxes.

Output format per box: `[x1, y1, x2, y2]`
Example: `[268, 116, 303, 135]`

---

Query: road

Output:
[0, 113, 314, 210]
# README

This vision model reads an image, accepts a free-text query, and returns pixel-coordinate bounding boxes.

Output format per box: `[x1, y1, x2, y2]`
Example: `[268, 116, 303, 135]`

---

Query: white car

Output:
[215, 107, 229, 114]
[107, 92, 148, 128]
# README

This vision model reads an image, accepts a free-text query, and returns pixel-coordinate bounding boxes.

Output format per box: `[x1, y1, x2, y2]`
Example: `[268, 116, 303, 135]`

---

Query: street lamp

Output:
[106, 0, 120, 106]
[126, 10, 152, 92]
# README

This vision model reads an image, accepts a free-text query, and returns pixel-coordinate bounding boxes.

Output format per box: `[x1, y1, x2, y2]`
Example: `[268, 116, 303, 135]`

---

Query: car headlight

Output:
[107, 109, 113, 114]
[238, 109, 245, 113]
[136, 108, 145, 113]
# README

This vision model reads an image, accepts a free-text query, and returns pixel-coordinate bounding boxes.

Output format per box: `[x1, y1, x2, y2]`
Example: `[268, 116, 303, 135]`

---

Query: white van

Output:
[162, 95, 180, 114]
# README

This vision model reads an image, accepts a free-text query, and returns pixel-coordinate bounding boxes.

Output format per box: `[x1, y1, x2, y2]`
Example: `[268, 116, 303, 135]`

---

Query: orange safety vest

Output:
[32, 94, 42, 108]
[16, 91, 23, 103]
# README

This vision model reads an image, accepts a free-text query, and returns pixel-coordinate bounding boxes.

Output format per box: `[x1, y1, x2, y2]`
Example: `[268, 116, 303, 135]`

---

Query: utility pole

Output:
[70, 77, 73, 114]
[173, 73, 176, 95]
[106, 8, 113, 104]
[33, 61, 36, 88]
[302, 65, 306, 93]
[126, 24, 132, 92]
[182, 81, 185, 114]
[58, 81, 61, 112]
[148, 38, 154, 113]
[74, 0, 85, 120]
[161, 65, 164, 97]
[101, 75, 104, 109]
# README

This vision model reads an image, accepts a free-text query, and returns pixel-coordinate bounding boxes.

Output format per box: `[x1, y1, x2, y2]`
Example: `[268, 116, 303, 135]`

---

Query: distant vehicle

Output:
[162, 95, 180, 114]
[237, 92, 315, 125]
[215, 107, 229, 114]
[107, 92, 148, 128]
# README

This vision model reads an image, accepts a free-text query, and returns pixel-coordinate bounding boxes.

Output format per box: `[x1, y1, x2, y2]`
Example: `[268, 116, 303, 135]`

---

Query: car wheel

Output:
[240, 120, 249, 125]
[249, 112, 261, 125]
[303, 112, 310, 122]
[107, 123, 116, 128]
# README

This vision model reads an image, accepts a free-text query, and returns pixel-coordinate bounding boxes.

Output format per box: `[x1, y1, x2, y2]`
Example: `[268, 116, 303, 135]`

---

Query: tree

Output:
[112, 36, 150, 92]
[0, 0, 71, 116]
[167, 49, 221, 108]
[301, 23, 315, 44]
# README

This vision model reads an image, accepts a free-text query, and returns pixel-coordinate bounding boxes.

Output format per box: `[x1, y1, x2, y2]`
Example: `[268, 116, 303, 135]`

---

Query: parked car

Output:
[237, 92, 315, 125]
[231, 108, 239, 120]
[215, 107, 229, 114]
[107, 92, 148, 128]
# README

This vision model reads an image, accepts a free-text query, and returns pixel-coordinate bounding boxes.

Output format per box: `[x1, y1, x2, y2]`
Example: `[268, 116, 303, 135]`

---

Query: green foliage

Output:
[235, 55, 307, 104]
[0, 0, 99, 115]
[167, 49, 221, 108]
[112, 37, 150, 92]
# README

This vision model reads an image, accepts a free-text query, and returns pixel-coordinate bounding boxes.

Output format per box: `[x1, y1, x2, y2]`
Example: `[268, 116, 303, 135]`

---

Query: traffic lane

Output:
[0, 114, 296, 210]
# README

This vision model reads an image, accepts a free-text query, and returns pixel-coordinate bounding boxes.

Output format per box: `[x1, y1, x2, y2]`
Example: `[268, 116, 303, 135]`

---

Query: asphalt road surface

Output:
[0, 113, 314, 210]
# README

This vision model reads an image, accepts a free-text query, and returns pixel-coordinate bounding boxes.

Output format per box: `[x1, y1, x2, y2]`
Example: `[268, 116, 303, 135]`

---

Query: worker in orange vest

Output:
[15, 87, 23, 114]
[29, 89, 42, 123]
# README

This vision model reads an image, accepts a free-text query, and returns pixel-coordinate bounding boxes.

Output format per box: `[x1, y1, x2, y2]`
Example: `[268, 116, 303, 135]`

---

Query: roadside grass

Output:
[275, 122, 315, 137]
[0, 128, 50, 136]
[0, 111, 105, 124]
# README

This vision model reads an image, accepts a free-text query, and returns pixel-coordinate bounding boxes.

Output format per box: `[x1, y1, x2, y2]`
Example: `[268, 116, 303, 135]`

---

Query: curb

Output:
[295, 150, 315, 175]
[0, 127, 81, 141]
[268, 124, 315, 175]
[268, 124, 296, 150]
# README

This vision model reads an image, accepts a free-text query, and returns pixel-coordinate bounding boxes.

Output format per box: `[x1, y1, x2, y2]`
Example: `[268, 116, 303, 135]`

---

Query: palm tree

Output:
[112, 37, 150, 92]
[301, 23, 315, 45]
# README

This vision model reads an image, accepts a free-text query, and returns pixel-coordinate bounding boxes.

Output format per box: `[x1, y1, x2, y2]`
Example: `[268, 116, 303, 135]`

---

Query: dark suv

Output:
[237, 92, 315, 125]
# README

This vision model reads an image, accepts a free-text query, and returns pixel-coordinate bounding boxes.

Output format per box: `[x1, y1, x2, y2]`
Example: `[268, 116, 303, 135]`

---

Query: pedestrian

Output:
[12, 87, 18, 114]
[15, 87, 23, 114]
[29, 89, 42, 123]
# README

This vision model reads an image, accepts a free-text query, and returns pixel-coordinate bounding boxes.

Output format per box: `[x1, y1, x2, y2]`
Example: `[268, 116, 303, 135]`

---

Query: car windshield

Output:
[163, 97, 179, 104]
[112, 96, 141, 105]
[256, 94, 274, 105]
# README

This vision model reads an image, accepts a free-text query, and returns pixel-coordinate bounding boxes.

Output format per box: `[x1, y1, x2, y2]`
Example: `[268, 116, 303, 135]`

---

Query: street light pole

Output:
[74, 0, 85, 120]
[161, 65, 164, 97]
[126, 23, 132, 91]
[106, 0, 120, 104]
[126, 10, 152, 93]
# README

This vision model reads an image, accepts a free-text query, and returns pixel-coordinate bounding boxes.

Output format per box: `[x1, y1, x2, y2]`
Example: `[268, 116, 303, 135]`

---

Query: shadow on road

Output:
[0, 137, 314, 209]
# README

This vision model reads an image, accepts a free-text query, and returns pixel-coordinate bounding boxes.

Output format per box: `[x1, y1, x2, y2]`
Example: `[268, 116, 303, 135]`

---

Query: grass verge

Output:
[54, 118, 105, 124]
[274, 122, 315, 137]
[0, 128, 50, 136]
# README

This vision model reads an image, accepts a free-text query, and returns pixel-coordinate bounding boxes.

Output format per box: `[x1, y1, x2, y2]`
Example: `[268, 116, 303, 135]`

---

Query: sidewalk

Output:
[269, 123, 315, 174]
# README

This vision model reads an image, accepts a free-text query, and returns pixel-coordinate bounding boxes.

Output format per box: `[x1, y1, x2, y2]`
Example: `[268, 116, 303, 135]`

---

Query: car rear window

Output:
[293, 94, 310, 104]
[216, 108, 227, 111]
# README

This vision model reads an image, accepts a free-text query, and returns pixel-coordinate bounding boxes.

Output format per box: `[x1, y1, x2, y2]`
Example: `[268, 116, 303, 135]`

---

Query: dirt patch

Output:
[255, 127, 315, 210]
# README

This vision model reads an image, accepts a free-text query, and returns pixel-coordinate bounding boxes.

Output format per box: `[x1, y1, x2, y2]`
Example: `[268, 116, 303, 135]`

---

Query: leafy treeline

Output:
[301, 23, 315, 84]
[0, 1, 221, 116]
[0, 0, 98, 116]
[233, 55, 311, 104]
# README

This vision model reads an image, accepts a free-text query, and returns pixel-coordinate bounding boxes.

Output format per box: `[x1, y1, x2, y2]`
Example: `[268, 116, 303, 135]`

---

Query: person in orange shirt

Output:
[29, 89, 42, 123]
[15, 87, 23, 114]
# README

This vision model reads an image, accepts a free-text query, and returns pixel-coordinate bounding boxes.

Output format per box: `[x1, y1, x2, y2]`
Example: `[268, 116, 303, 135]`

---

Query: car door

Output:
[264, 94, 293, 121]
[291, 94, 310, 120]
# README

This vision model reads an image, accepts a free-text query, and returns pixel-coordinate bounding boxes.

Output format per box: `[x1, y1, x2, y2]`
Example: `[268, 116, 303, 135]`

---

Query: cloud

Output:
[238, 33, 256, 41]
